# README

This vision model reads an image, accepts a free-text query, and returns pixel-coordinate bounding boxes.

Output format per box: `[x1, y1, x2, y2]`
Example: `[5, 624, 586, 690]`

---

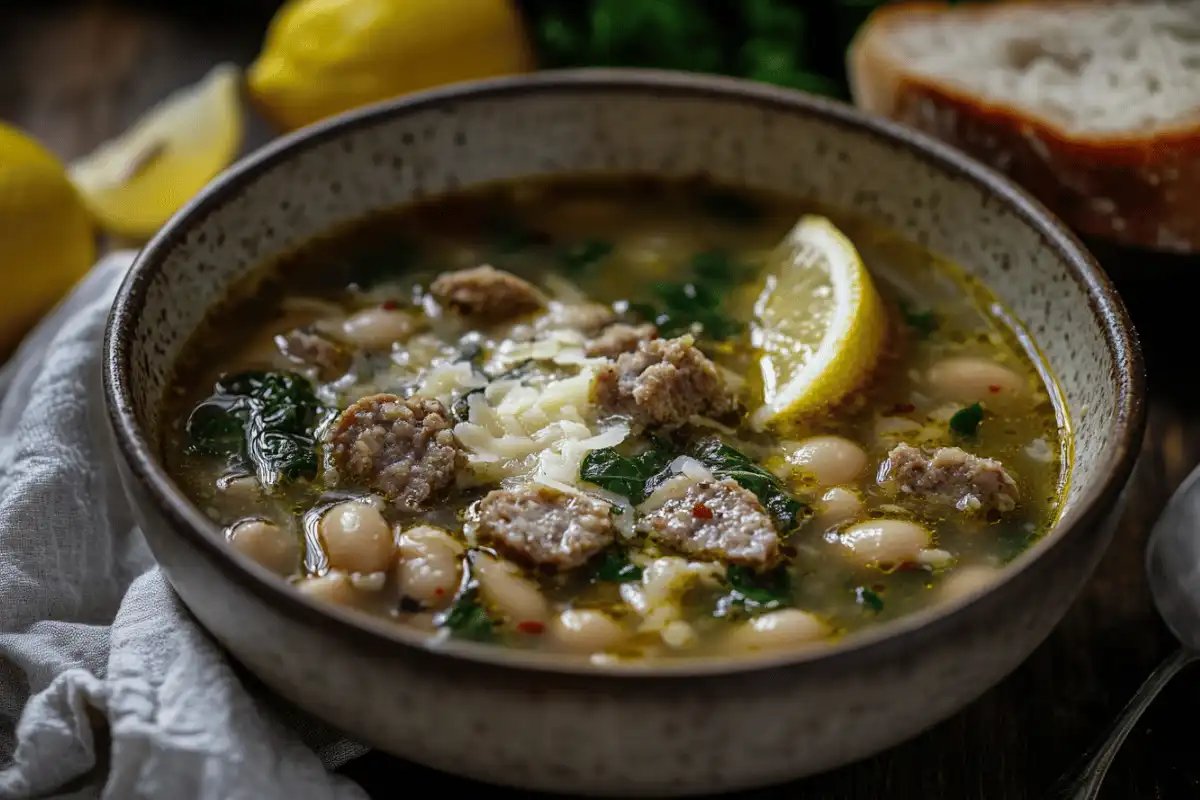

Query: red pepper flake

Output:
[380, 300, 399, 310]
[988, 384, 1002, 393]
[517, 620, 545, 635]
[891, 403, 915, 414]
[692, 503, 714, 520]
[433, 587, 445, 597]
[896, 562, 921, 572]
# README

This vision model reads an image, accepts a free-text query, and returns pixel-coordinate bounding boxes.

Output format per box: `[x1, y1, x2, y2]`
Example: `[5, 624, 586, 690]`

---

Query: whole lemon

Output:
[248, 0, 535, 132]
[0, 124, 95, 355]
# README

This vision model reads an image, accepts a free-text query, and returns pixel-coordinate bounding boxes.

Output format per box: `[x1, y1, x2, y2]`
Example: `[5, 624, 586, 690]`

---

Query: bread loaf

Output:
[848, 1, 1200, 253]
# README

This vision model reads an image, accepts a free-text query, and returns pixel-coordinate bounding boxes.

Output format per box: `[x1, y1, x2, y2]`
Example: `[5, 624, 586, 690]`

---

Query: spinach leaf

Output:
[899, 302, 938, 338]
[624, 250, 745, 341]
[186, 371, 327, 485]
[690, 250, 740, 285]
[949, 403, 984, 437]
[579, 446, 673, 504]
[855, 585, 884, 612]
[689, 437, 807, 532]
[725, 564, 792, 611]
[592, 548, 644, 583]
[437, 585, 496, 641]
[559, 239, 613, 273]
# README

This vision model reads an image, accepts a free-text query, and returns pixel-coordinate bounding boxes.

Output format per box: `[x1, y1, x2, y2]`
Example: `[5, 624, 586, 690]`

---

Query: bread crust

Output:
[848, 1, 1200, 253]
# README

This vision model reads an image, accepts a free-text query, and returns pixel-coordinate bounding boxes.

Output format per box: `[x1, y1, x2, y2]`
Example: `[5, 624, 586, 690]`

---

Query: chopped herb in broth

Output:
[161, 176, 1068, 663]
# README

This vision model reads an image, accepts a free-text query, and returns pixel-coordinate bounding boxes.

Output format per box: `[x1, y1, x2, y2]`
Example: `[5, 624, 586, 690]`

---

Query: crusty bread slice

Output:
[848, 1, 1200, 253]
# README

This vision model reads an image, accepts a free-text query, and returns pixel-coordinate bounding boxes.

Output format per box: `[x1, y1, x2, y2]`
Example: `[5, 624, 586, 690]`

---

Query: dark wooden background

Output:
[3, 3, 1200, 798]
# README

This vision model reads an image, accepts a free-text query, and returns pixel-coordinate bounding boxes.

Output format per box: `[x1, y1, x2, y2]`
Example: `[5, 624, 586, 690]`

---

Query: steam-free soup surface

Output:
[162, 177, 1066, 663]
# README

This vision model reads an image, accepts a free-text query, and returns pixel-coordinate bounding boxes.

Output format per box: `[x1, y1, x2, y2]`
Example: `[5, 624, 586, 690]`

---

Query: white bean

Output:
[785, 436, 868, 487]
[296, 570, 361, 607]
[228, 519, 300, 576]
[840, 519, 932, 568]
[927, 357, 1026, 408]
[941, 565, 1000, 601]
[728, 609, 829, 652]
[808, 487, 865, 533]
[218, 474, 260, 503]
[319, 500, 395, 575]
[472, 554, 549, 625]
[340, 307, 416, 349]
[550, 609, 626, 653]
[395, 526, 464, 610]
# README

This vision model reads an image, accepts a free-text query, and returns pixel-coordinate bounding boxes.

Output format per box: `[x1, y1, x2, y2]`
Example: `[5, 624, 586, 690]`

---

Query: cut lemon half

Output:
[749, 215, 888, 431]
[69, 63, 244, 240]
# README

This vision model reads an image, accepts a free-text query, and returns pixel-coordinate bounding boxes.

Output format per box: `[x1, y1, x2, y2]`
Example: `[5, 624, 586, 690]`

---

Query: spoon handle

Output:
[1051, 647, 1198, 800]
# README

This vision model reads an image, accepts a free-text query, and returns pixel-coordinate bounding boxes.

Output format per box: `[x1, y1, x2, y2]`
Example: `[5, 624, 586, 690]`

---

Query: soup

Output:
[162, 177, 1067, 662]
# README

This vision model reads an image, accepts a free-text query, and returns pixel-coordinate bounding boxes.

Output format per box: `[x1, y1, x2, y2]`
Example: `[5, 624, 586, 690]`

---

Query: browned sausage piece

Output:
[585, 322, 659, 358]
[275, 328, 352, 381]
[325, 394, 461, 511]
[476, 484, 616, 571]
[591, 336, 735, 427]
[879, 443, 1019, 514]
[429, 265, 546, 324]
[636, 480, 781, 569]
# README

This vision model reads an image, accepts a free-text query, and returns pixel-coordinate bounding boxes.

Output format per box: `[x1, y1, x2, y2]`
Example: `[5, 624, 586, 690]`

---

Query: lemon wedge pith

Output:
[750, 215, 887, 431]
[69, 63, 244, 240]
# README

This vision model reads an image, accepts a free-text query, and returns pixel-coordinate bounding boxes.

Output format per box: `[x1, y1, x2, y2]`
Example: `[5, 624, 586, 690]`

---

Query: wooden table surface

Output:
[4, 4, 1200, 798]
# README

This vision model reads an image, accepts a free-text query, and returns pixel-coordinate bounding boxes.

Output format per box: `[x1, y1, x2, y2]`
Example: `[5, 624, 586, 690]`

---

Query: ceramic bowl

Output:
[103, 70, 1144, 796]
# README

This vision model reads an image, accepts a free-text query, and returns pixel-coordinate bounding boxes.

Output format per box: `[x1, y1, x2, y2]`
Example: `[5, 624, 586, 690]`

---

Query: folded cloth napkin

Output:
[0, 253, 369, 800]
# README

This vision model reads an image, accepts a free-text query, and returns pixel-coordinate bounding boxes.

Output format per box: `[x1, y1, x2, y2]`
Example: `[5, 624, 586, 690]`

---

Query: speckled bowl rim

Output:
[103, 69, 1146, 680]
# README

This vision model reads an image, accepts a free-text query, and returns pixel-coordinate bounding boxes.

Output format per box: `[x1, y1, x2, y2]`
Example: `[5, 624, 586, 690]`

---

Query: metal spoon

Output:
[1052, 462, 1200, 799]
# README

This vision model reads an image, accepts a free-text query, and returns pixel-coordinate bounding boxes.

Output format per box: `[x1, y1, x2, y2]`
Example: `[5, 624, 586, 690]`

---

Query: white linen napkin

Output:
[0, 253, 369, 800]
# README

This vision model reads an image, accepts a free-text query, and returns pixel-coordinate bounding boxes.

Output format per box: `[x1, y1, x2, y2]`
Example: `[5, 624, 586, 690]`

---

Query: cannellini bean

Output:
[395, 526, 464, 610]
[472, 554, 549, 625]
[808, 487, 865, 533]
[296, 570, 361, 607]
[785, 436, 868, 487]
[218, 475, 261, 502]
[728, 609, 829, 652]
[927, 357, 1026, 407]
[550, 609, 626, 653]
[941, 565, 1000, 601]
[319, 500, 395, 574]
[228, 519, 300, 576]
[340, 307, 416, 349]
[840, 519, 932, 567]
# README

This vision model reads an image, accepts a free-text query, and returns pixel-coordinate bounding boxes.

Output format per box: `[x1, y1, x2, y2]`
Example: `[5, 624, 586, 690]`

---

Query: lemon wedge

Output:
[247, 0, 535, 132]
[0, 123, 95, 355]
[69, 63, 244, 240]
[749, 215, 887, 431]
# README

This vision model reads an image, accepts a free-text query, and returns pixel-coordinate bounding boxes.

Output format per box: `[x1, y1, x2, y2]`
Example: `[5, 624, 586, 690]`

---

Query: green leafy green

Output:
[579, 446, 673, 504]
[899, 302, 939, 338]
[856, 586, 884, 612]
[726, 564, 793, 610]
[996, 527, 1038, 564]
[690, 437, 807, 532]
[438, 585, 496, 641]
[592, 548, 644, 583]
[186, 371, 327, 485]
[558, 239, 614, 273]
[949, 403, 984, 437]
[690, 250, 740, 285]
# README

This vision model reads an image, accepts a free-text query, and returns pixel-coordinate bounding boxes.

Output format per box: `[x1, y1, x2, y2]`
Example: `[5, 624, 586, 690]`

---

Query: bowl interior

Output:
[108, 70, 1139, 667]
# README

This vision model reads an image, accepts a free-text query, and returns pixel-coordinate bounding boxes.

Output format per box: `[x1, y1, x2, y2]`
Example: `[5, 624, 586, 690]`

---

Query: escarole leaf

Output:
[186, 370, 328, 486]
[579, 446, 673, 504]
[689, 437, 807, 532]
